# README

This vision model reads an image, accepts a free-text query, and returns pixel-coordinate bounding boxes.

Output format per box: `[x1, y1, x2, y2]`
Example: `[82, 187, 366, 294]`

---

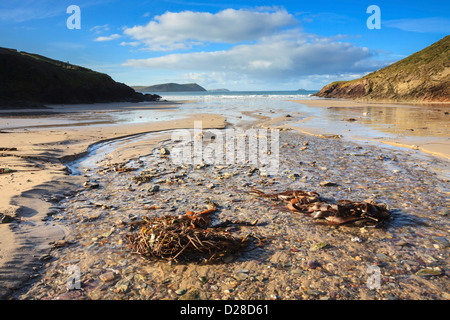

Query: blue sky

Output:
[0, 0, 449, 90]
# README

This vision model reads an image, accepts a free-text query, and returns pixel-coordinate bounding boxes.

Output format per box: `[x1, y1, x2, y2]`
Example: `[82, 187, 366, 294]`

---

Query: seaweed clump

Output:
[250, 189, 391, 227]
[126, 206, 255, 263]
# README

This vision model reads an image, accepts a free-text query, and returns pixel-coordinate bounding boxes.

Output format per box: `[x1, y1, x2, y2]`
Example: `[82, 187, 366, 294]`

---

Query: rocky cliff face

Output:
[0, 47, 160, 108]
[314, 35, 450, 103]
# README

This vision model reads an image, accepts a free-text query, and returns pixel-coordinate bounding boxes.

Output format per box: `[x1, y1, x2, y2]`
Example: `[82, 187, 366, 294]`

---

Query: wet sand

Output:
[1, 98, 449, 300]
[289, 99, 450, 159]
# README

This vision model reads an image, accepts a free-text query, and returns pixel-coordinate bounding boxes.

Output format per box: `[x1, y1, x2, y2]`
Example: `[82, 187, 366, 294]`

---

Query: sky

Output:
[0, 0, 449, 91]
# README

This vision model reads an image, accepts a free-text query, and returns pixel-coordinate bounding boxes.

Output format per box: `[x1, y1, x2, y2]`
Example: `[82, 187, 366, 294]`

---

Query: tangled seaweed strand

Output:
[250, 189, 391, 227]
[127, 206, 255, 263]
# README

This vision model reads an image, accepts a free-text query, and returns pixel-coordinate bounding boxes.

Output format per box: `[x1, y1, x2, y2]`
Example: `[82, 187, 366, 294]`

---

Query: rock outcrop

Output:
[0, 47, 160, 108]
[314, 35, 450, 103]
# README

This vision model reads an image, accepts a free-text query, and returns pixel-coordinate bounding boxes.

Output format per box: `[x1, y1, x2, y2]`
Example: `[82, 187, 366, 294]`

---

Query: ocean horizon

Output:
[143, 90, 319, 101]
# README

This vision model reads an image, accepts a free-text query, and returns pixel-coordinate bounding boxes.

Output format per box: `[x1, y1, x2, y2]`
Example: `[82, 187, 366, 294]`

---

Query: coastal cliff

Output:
[0, 47, 160, 108]
[314, 35, 450, 103]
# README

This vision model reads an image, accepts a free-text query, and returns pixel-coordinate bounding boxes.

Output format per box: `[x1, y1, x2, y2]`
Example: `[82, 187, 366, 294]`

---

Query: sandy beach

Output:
[0, 101, 226, 298]
[0, 98, 448, 300]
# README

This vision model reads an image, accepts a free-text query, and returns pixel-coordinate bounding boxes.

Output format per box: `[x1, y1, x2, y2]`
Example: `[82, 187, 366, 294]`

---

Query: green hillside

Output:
[314, 35, 450, 102]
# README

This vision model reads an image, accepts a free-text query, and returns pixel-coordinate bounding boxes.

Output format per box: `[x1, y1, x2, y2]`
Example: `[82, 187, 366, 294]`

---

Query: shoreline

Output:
[0, 101, 226, 298]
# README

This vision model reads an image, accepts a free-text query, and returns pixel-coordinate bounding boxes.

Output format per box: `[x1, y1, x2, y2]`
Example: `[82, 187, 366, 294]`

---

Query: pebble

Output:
[83, 181, 99, 189]
[0, 214, 14, 224]
[306, 259, 319, 269]
[432, 237, 449, 248]
[319, 181, 338, 187]
[99, 271, 117, 283]
[147, 185, 160, 193]
[234, 272, 249, 281]
[288, 173, 300, 180]
[160, 147, 170, 156]
[175, 289, 187, 295]
[310, 242, 329, 251]
[415, 267, 443, 277]
[114, 278, 131, 293]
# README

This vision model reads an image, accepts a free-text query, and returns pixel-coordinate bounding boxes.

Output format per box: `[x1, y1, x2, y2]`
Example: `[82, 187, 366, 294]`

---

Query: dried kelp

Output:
[250, 189, 391, 227]
[127, 206, 256, 263]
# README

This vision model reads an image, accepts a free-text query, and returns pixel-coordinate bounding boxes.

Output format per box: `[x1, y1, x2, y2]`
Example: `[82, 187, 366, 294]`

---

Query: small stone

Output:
[39, 254, 52, 262]
[288, 173, 300, 180]
[52, 240, 71, 248]
[180, 289, 202, 300]
[307, 259, 319, 269]
[195, 162, 207, 169]
[234, 272, 249, 281]
[99, 271, 117, 283]
[160, 147, 170, 156]
[291, 269, 304, 275]
[114, 279, 131, 293]
[310, 242, 329, 251]
[376, 253, 391, 262]
[83, 181, 99, 189]
[307, 289, 322, 296]
[0, 214, 14, 224]
[437, 210, 448, 216]
[320, 181, 338, 187]
[175, 288, 187, 295]
[147, 185, 160, 193]
[432, 237, 449, 248]
[415, 267, 443, 277]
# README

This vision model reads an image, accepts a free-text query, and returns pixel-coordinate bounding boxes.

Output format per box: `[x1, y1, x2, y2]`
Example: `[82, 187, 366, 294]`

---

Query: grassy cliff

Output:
[0, 47, 160, 108]
[314, 35, 450, 102]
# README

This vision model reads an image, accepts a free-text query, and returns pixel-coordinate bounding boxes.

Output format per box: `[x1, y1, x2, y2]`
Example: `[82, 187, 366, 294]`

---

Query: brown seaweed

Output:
[251, 189, 391, 227]
[126, 206, 258, 263]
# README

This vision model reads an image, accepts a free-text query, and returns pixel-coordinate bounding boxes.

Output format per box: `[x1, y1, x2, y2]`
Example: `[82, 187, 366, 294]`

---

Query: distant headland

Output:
[132, 83, 207, 93]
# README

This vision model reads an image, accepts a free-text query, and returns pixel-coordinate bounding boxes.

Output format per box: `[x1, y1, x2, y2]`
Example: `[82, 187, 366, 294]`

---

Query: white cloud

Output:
[120, 41, 140, 47]
[90, 24, 110, 34]
[94, 34, 121, 42]
[384, 17, 450, 33]
[123, 7, 298, 51]
[123, 34, 385, 79]
[120, 7, 389, 89]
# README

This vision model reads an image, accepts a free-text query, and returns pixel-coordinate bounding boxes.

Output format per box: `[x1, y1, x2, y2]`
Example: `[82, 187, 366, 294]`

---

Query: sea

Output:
[133, 90, 449, 145]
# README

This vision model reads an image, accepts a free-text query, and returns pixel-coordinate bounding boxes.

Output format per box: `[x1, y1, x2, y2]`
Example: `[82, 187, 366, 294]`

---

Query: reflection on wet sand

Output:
[289, 100, 450, 158]
[324, 104, 450, 137]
